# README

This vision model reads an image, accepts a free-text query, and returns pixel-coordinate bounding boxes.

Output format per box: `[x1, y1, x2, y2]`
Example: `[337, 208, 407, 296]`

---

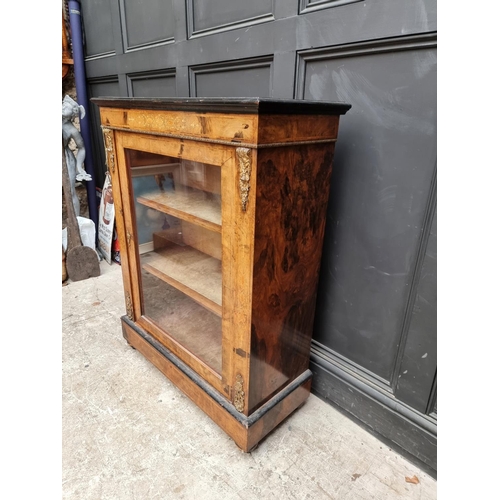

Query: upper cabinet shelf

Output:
[137, 189, 221, 233]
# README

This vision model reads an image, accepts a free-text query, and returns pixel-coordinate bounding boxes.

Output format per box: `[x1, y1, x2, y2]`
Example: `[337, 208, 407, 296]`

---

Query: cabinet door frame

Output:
[220, 146, 258, 414]
[113, 129, 237, 395]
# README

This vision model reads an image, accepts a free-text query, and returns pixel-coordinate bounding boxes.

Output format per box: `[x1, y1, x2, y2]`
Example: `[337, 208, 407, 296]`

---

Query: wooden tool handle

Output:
[62, 140, 82, 252]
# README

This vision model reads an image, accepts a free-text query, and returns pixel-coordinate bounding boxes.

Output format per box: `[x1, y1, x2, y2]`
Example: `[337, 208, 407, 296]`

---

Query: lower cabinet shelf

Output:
[141, 244, 222, 316]
[141, 270, 222, 373]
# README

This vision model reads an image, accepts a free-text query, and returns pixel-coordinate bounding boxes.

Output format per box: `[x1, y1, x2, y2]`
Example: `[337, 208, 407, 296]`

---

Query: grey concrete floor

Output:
[62, 261, 437, 499]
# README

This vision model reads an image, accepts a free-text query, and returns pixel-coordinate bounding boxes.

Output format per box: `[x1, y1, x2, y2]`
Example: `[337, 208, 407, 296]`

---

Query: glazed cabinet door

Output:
[113, 131, 241, 396]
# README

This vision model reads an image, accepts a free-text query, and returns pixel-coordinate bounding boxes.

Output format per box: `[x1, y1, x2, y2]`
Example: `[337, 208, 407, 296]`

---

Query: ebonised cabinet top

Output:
[91, 97, 351, 115]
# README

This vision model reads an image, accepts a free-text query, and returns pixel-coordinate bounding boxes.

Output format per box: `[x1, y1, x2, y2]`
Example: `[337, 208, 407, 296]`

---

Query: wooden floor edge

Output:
[121, 316, 312, 451]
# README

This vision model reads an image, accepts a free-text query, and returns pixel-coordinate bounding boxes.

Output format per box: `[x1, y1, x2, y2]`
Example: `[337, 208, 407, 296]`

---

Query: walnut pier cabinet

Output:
[92, 97, 351, 451]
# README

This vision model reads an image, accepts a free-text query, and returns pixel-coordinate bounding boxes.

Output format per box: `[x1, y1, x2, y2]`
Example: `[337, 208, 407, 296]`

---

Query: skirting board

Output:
[309, 349, 437, 478]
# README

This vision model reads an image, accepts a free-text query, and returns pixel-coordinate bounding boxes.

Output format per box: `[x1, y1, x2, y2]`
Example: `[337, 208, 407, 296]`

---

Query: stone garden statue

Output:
[62, 95, 92, 216]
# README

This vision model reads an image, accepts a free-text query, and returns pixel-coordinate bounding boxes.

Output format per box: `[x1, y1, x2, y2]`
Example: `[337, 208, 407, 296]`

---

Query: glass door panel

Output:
[126, 149, 222, 374]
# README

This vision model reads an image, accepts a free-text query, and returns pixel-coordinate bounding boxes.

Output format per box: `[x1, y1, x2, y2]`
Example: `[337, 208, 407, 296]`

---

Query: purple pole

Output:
[68, 0, 99, 230]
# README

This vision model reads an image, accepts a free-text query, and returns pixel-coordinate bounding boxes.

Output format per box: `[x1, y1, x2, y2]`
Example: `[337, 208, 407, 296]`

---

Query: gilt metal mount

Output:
[236, 148, 251, 212]
[102, 128, 116, 174]
[233, 373, 245, 412]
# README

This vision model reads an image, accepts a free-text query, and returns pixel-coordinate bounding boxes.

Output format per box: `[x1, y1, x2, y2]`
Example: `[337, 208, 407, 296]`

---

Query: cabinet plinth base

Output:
[121, 316, 312, 452]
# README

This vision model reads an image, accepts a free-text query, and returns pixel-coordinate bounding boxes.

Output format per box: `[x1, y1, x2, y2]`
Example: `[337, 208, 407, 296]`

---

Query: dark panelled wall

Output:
[81, 0, 437, 476]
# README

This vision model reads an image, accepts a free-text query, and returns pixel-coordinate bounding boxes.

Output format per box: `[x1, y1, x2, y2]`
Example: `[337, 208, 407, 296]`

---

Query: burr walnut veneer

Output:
[92, 97, 350, 451]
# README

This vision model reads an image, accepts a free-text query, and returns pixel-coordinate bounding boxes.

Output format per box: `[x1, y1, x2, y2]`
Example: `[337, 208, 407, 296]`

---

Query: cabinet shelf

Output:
[131, 163, 180, 178]
[141, 244, 222, 317]
[137, 189, 221, 233]
[141, 271, 222, 373]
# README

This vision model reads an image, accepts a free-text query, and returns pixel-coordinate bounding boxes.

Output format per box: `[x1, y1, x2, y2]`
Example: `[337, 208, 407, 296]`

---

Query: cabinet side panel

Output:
[249, 143, 335, 413]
